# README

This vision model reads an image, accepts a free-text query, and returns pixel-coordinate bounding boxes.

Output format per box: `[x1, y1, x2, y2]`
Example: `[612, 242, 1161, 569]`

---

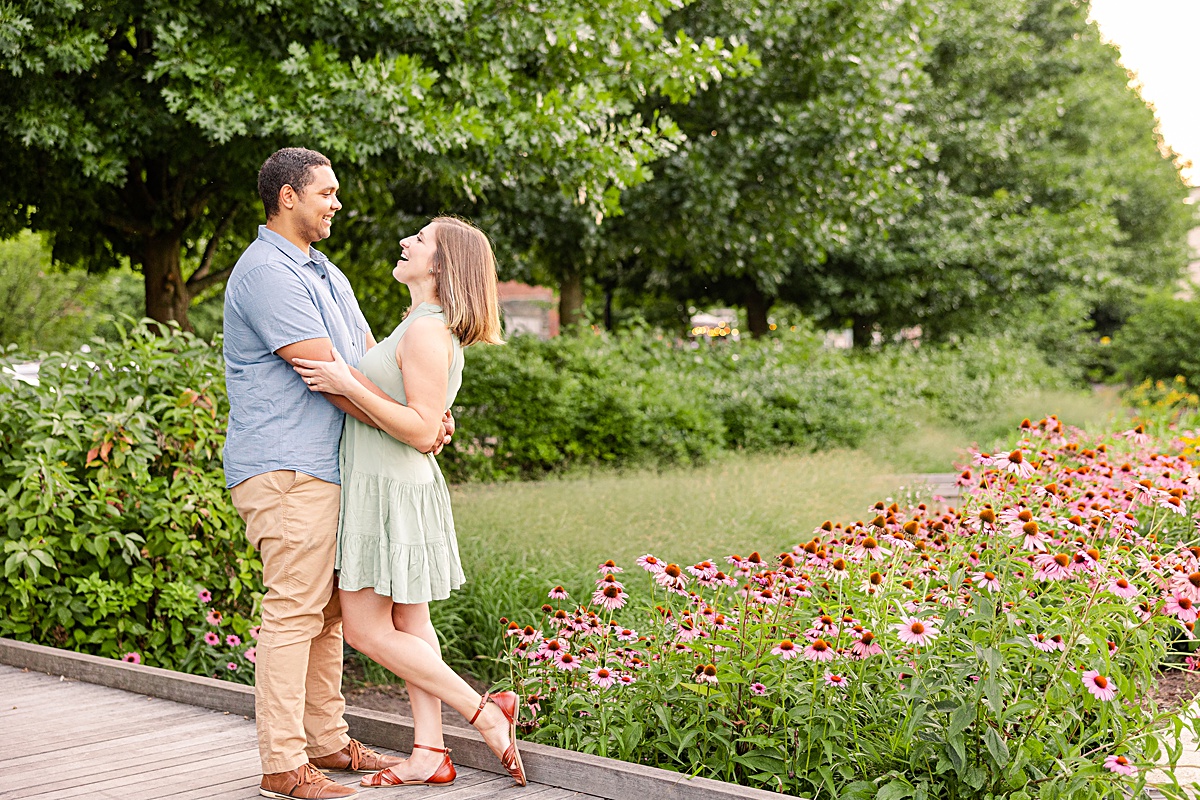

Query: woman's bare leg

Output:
[385, 602, 446, 779]
[340, 588, 514, 774]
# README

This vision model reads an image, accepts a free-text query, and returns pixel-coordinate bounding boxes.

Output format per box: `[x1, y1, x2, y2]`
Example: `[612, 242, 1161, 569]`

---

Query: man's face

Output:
[292, 165, 341, 244]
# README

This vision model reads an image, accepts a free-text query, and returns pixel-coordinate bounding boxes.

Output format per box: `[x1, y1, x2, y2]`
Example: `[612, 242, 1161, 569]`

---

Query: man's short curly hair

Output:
[257, 148, 332, 219]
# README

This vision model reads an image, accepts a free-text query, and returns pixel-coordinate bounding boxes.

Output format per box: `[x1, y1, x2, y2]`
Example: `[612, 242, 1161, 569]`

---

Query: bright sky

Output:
[1088, 0, 1199, 185]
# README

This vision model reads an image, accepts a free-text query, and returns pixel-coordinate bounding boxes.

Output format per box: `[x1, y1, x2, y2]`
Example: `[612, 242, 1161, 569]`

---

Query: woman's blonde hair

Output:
[429, 216, 504, 347]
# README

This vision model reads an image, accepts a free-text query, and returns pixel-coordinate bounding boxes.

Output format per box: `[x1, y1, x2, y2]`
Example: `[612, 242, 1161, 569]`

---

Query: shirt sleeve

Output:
[228, 264, 331, 353]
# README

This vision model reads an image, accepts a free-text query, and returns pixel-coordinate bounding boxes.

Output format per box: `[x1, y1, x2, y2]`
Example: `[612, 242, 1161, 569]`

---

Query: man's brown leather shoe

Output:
[260, 763, 357, 799]
[309, 739, 402, 773]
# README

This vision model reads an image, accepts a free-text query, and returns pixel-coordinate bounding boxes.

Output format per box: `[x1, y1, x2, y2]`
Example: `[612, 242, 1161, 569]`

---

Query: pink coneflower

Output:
[1032, 552, 1072, 582]
[206, 610, 223, 626]
[750, 682, 767, 696]
[589, 666, 616, 688]
[617, 674, 636, 687]
[226, 634, 241, 647]
[226, 662, 238, 671]
[687, 560, 718, 580]
[971, 571, 1001, 592]
[249, 626, 261, 640]
[245, 647, 256, 664]
[554, 651, 582, 671]
[1169, 571, 1200, 602]
[597, 559, 623, 574]
[693, 664, 718, 685]
[615, 627, 639, 642]
[973, 452, 995, 467]
[1103, 754, 1137, 776]
[850, 631, 883, 659]
[636, 554, 664, 573]
[804, 638, 835, 661]
[517, 625, 542, 644]
[121, 652, 141, 664]
[196, 588, 212, 604]
[204, 631, 220, 646]
[824, 672, 851, 690]
[771, 640, 800, 660]
[1165, 594, 1199, 623]
[853, 536, 890, 562]
[653, 563, 689, 592]
[1081, 670, 1118, 701]
[1107, 577, 1139, 599]
[592, 584, 627, 611]
[893, 616, 939, 647]
[994, 449, 1035, 478]
[675, 619, 703, 642]
[1027, 633, 1063, 652]
[1118, 426, 1151, 446]
[548, 586, 569, 600]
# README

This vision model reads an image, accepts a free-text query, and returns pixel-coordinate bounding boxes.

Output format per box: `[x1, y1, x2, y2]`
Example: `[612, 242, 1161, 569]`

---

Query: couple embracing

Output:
[223, 147, 524, 799]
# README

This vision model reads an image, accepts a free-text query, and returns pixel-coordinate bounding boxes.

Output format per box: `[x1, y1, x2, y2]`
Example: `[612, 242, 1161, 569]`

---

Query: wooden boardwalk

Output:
[0, 665, 594, 800]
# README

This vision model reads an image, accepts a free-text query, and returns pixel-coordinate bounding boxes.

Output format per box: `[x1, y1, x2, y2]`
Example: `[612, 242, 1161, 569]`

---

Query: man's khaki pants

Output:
[232, 470, 351, 774]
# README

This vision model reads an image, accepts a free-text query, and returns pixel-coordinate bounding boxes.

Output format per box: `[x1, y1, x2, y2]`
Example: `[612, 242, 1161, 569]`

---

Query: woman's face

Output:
[393, 224, 438, 283]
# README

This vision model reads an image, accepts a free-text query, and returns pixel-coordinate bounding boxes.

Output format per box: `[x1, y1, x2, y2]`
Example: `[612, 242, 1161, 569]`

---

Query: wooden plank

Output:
[33, 748, 262, 799]
[0, 639, 787, 800]
[1, 739, 252, 795]
[1, 707, 219, 758]
[0, 717, 246, 777]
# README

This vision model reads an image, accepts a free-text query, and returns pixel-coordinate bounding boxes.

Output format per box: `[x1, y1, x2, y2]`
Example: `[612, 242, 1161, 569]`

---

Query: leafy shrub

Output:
[499, 420, 1195, 798]
[0, 322, 261, 668]
[1109, 294, 1200, 386]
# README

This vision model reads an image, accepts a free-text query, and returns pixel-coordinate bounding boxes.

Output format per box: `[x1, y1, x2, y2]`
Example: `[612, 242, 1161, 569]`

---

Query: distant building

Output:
[498, 281, 558, 339]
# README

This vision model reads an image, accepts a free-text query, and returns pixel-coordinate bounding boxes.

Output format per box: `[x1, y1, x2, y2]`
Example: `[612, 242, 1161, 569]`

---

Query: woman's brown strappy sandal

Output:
[359, 744, 456, 787]
[469, 691, 526, 786]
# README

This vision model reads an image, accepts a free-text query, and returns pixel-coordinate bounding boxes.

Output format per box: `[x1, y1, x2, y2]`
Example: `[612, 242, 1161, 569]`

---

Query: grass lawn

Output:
[450, 386, 1124, 573]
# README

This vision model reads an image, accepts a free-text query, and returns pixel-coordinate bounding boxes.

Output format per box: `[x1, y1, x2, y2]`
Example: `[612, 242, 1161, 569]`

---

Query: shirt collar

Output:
[257, 225, 329, 268]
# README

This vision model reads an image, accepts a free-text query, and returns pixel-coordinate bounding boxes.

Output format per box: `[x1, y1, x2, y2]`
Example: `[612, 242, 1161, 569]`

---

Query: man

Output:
[224, 147, 448, 799]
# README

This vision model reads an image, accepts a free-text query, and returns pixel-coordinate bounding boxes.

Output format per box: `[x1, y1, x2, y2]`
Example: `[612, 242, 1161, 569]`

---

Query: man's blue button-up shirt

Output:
[222, 225, 370, 488]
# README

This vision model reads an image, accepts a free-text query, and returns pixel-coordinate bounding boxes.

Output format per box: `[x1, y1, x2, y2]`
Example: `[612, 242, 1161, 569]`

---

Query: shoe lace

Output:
[347, 738, 384, 769]
[295, 763, 326, 786]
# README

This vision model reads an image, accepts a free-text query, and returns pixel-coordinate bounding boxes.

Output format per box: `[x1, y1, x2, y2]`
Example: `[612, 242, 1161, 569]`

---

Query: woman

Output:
[292, 217, 523, 788]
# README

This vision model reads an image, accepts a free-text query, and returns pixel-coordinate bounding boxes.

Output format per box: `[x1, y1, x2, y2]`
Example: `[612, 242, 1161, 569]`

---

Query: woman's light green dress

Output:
[335, 303, 466, 603]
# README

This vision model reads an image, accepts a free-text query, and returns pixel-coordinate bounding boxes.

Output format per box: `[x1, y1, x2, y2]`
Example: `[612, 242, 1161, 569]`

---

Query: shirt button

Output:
[320, 274, 327, 280]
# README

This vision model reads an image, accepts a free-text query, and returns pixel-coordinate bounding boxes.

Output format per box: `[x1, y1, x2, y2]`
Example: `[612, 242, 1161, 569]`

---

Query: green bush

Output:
[1108, 293, 1200, 386]
[0, 323, 260, 668]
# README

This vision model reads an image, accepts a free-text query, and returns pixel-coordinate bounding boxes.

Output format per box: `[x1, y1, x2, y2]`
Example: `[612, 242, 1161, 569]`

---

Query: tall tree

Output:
[605, 0, 933, 335]
[0, 1, 746, 330]
[810, 0, 1194, 345]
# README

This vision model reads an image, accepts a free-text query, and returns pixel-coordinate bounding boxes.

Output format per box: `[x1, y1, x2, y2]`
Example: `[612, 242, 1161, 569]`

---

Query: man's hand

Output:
[430, 409, 455, 456]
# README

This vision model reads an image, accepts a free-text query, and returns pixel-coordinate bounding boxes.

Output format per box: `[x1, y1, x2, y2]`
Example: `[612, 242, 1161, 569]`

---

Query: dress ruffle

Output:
[336, 469, 466, 604]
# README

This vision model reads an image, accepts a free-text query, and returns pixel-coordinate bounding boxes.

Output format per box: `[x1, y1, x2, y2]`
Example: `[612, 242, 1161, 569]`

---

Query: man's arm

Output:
[276, 337, 451, 452]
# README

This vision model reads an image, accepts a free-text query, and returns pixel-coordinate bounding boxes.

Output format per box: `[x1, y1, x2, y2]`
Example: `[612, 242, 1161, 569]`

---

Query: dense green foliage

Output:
[1107, 294, 1200, 387]
[0, 325, 258, 666]
[0, 323, 1070, 672]
[0, 0, 748, 328]
[440, 327, 1069, 481]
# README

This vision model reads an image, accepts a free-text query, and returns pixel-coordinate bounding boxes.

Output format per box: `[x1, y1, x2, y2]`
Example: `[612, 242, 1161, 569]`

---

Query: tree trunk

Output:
[559, 269, 584, 331]
[143, 230, 192, 331]
[744, 286, 772, 337]
[853, 318, 875, 349]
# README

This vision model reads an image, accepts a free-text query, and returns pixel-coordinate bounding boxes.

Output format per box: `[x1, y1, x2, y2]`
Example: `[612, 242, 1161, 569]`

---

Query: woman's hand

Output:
[292, 348, 357, 395]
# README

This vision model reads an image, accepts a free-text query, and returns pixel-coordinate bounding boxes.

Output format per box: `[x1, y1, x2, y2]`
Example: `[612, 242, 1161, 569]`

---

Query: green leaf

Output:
[984, 727, 1011, 768]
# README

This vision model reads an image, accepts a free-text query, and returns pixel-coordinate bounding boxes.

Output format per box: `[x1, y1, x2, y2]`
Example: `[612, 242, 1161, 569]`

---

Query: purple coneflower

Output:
[1107, 577, 1139, 599]
[548, 586, 569, 600]
[592, 584, 627, 611]
[226, 634, 241, 647]
[1081, 670, 1118, 701]
[1103, 754, 1137, 776]
[893, 616, 939, 647]
[750, 682, 767, 696]
[226, 662, 238, 671]
[636, 554, 664, 573]
[589, 666, 616, 689]
[824, 672, 851, 690]
[693, 664, 718, 685]
[245, 647, 256, 664]
[850, 631, 883, 659]
[803, 639, 835, 661]
[206, 610, 223, 626]
[597, 559, 623, 574]
[554, 651, 582, 671]
[771, 640, 799, 660]
[971, 571, 1001, 592]
[204, 632, 220, 646]
[1165, 594, 1199, 623]
[196, 588, 212, 604]
[121, 652, 141, 664]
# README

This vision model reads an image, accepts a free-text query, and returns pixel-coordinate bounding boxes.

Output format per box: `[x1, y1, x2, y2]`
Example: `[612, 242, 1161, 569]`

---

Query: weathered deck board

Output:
[0, 666, 601, 799]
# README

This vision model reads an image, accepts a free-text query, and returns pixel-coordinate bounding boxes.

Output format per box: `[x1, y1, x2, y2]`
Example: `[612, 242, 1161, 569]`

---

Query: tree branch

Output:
[185, 265, 234, 296]
[188, 203, 241, 286]
[101, 213, 155, 238]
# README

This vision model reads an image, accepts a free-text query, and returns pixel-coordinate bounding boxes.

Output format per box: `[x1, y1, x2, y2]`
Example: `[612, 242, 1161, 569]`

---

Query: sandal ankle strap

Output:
[411, 743, 451, 755]
[468, 692, 491, 725]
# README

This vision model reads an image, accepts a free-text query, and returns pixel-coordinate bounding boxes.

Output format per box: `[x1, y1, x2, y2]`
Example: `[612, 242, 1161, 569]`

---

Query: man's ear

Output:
[278, 184, 297, 211]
